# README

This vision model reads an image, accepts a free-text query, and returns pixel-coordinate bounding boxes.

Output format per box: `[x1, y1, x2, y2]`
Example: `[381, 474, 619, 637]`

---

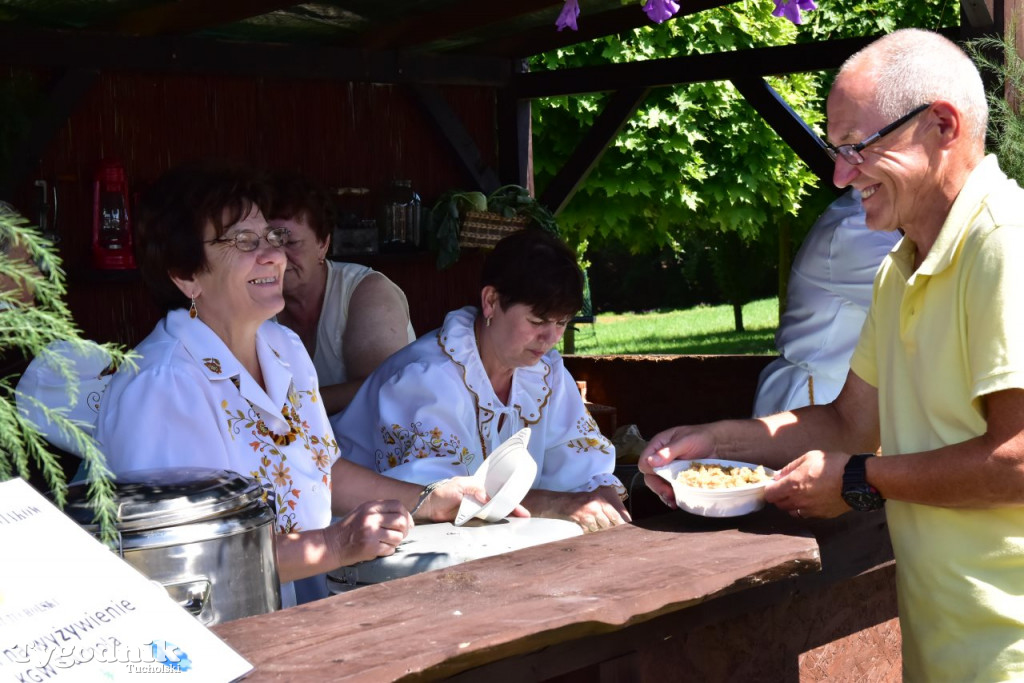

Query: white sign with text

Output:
[0, 478, 252, 682]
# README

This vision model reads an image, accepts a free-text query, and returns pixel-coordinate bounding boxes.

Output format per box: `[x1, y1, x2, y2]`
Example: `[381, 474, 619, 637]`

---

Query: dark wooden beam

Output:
[730, 77, 835, 187]
[497, 60, 533, 189]
[540, 87, 649, 214]
[479, 0, 736, 59]
[962, 0, 996, 27]
[510, 30, 966, 98]
[512, 35, 863, 97]
[0, 28, 510, 87]
[1, 68, 100, 200]
[357, 0, 562, 51]
[412, 84, 501, 194]
[96, 0, 302, 37]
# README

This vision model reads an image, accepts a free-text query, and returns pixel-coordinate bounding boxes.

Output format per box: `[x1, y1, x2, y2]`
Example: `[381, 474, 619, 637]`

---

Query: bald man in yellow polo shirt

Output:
[639, 29, 1024, 681]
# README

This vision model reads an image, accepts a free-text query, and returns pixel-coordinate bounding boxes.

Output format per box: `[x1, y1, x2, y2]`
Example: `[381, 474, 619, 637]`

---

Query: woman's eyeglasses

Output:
[206, 227, 290, 252]
[821, 103, 932, 166]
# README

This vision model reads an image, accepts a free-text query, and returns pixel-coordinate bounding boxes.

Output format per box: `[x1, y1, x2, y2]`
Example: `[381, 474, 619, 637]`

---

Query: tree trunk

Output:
[733, 302, 745, 332]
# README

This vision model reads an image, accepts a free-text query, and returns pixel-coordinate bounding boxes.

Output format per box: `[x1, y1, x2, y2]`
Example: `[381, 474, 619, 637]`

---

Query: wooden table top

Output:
[213, 510, 820, 682]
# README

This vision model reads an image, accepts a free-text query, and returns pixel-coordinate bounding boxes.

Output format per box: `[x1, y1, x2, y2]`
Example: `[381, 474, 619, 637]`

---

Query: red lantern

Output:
[91, 158, 136, 270]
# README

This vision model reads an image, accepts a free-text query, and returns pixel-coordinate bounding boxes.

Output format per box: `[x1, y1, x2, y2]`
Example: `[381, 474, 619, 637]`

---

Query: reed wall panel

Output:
[15, 71, 497, 345]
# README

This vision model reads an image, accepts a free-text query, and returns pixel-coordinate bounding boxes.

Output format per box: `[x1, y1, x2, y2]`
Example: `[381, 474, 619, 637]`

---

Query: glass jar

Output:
[379, 179, 421, 252]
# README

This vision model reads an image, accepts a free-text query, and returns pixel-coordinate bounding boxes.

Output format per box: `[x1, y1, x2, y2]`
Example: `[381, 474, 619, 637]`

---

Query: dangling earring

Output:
[189, 296, 198, 319]
[485, 316, 492, 328]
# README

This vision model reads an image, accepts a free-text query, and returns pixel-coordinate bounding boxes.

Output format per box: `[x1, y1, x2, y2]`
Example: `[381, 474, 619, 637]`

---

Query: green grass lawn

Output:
[563, 297, 779, 356]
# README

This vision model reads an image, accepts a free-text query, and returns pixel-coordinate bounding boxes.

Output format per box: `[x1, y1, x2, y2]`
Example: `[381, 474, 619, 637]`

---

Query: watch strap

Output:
[843, 456, 868, 489]
[842, 453, 885, 510]
[843, 453, 874, 489]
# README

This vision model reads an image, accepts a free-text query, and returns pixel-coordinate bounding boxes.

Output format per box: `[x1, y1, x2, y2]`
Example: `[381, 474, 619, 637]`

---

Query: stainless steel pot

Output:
[65, 467, 280, 625]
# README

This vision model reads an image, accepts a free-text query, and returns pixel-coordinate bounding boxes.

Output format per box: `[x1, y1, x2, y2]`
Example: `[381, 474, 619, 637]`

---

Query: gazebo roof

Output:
[0, 0, 738, 60]
[0, 1, 1002, 196]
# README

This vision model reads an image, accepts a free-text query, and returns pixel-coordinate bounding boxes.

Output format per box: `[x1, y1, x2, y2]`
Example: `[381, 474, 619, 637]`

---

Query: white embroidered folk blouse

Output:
[96, 308, 340, 536]
[332, 306, 622, 494]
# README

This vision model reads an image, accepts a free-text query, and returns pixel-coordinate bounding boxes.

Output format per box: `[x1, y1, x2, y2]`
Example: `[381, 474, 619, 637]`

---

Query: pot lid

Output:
[64, 467, 266, 532]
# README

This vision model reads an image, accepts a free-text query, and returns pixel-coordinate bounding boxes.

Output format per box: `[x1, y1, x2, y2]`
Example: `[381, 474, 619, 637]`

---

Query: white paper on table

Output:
[0, 478, 253, 682]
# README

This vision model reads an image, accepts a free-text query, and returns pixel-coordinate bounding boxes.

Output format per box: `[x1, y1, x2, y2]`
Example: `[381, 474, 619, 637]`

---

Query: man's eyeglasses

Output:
[821, 103, 932, 166]
[206, 227, 290, 252]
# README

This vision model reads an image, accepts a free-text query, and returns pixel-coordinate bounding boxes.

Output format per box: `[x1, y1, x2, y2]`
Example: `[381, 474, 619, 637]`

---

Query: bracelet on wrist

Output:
[410, 478, 450, 517]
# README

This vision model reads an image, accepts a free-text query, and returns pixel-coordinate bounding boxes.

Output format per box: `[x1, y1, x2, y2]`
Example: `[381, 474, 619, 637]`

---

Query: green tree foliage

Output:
[797, 0, 958, 41]
[530, 0, 959, 318]
[0, 209, 132, 543]
[533, 3, 820, 253]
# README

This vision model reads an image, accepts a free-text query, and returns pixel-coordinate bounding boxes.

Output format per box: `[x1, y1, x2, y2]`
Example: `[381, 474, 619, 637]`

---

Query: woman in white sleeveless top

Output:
[268, 172, 416, 418]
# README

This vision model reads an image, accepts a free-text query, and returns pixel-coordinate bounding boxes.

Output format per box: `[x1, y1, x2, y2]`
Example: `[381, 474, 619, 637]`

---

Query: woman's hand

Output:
[275, 499, 413, 583]
[638, 425, 716, 508]
[415, 476, 530, 522]
[323, 499, 413, 567]
[522, 486, 630, 533]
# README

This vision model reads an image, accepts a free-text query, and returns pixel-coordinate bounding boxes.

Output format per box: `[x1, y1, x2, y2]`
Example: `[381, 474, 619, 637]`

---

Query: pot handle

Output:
[162, 579, 211, 617]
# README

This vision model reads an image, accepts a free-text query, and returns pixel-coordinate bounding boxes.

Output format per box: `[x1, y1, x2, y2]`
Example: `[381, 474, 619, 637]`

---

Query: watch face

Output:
[843, 487, 885, 512]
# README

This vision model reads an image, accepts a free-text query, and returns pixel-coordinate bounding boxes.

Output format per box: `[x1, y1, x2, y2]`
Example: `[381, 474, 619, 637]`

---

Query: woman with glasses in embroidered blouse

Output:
[95, 160, 482, 606]
[333, 228, 629, 532]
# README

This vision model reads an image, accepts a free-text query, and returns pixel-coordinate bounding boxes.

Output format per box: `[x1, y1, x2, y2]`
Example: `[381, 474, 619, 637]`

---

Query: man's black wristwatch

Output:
[841, 453, 885, 511]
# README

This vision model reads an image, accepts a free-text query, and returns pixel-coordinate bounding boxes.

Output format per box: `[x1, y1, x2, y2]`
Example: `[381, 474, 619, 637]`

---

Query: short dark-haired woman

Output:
[333, 229, 629, 532]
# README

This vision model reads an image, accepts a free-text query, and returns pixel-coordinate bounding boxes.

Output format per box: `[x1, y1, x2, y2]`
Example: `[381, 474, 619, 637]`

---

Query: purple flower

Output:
[556, 0, 581, 31]
[643, 0, 681, 24]
[772, 0, 817, 25]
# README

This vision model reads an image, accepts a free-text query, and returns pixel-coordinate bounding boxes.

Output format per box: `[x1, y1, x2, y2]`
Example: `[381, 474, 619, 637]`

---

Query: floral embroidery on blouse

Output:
[203, 357, 222, 374]
[376, 422, 474, 472]
[221, 387, 337, 533]
[566, 415, 613, 455]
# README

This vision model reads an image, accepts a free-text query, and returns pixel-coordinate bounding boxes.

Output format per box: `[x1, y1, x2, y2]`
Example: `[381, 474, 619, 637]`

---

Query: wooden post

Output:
[1007, 0, 1023, 112]
[497, 59, 532, 189]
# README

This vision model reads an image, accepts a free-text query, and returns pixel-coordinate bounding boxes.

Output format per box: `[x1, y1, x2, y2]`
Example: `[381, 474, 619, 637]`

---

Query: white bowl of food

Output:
[455, 427, 537, 526]
[653, 458, 775, 518]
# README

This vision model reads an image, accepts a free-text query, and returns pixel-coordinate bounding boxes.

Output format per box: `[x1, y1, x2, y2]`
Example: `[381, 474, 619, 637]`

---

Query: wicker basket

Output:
[459, 211, 531, 248]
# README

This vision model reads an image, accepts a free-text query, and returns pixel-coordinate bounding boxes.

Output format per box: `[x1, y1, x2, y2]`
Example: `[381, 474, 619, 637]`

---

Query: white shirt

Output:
[332, 306, 622, 494]
[753, 190, 900, 416]
[96, 308, 340, 536]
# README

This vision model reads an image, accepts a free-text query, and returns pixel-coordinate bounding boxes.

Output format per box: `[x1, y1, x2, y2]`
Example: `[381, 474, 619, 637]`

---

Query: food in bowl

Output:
[654, 458, 776, 518]
[676, 461, 770, 489]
